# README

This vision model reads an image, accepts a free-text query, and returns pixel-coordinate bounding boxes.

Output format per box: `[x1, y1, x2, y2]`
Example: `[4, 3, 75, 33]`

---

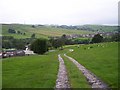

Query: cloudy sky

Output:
[0, 0, 119, 25]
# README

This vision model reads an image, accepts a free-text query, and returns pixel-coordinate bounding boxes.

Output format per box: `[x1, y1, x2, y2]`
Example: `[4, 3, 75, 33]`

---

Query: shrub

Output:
[91, 34, 103, 43]
[31, 33, 35, 38]
[8, 29, 16, 33]
[30, 39, 48, 54]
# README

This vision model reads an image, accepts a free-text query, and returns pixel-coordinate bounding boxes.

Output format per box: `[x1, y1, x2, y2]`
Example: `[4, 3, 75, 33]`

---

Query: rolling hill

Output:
[2, 24, 93, 39]
[2, 24, 118, 39]
[79, 25, 118, 32]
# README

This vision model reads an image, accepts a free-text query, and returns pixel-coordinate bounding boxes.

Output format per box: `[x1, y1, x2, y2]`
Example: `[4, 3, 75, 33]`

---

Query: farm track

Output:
[64, 54, 110, 89]
[55, 54, 70, 89]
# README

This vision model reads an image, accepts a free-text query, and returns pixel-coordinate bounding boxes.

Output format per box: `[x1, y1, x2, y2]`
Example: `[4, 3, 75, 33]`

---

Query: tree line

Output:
[30, 32, 120, 54]
[2, 36, 36, 50]
[2, 32, 120, 54]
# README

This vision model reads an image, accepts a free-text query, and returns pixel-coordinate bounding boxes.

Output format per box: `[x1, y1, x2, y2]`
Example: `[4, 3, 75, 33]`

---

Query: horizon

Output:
[0, 23, 118, 26]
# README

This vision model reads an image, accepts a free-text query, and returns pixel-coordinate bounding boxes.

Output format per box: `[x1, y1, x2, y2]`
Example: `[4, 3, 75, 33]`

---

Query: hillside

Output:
[79, 25, 118, 32]
[56, 25, 118, 32]
[2, 24, 93, 39]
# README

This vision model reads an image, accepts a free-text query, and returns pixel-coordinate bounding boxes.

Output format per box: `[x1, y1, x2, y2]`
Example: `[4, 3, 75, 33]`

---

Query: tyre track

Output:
[64, 54, 109, 89]
[55, 54, 70, 89]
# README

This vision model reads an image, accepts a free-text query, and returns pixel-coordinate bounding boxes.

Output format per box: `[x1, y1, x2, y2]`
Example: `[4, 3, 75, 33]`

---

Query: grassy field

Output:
[2, 24, 93, 39]
[2, 54, 59, 88]
[67, 42, 118, 88]
[2, 42, 118, 88]
[2, 48, 71, 88]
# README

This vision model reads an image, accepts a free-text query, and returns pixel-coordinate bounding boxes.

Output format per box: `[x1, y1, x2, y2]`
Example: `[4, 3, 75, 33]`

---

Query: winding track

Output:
[55, 54, 70, 89]
[64, 54, 109, 89]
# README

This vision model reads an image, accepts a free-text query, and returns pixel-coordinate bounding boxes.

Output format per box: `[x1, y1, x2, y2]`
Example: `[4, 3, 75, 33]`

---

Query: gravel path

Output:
[64, 54, 109, 89]
[55, 54, 70, 89]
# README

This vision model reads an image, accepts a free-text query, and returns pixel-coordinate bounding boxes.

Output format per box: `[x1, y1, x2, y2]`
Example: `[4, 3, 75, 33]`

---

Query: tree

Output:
[17, 31, 21, 34]
[32, 25, 35, 28]
[8, 29, 16, 33]
[49, 37, 62, 49]
[91, 34, 103, 43]
[23, 33, 26, 35]
[51, 38, 64, 49]
[2, 36, 37, 49]
[30, 39, 48, 54]
[2, 40, 12, 49]
[61, 34, 67, 45]
[31, 33, 35, 38]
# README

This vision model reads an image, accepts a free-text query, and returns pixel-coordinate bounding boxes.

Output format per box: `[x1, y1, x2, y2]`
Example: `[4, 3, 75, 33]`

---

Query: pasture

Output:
[2, 54, 59, 88]
[67, 42, 118, 88]
[2, 42, 118, 88]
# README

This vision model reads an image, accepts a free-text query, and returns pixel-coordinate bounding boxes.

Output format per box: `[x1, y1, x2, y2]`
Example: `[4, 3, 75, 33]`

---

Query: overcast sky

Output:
[0, 0, 119, 25]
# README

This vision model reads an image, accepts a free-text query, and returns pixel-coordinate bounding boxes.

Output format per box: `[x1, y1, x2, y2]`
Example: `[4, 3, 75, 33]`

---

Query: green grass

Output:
[2, 42, 118, 88]
[2, 46, 72, 88]
[2, 54, 59, 88]
[67, 42, 118, 88]
[2, 24, 93, 39]
[61, 55, 91, 88]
